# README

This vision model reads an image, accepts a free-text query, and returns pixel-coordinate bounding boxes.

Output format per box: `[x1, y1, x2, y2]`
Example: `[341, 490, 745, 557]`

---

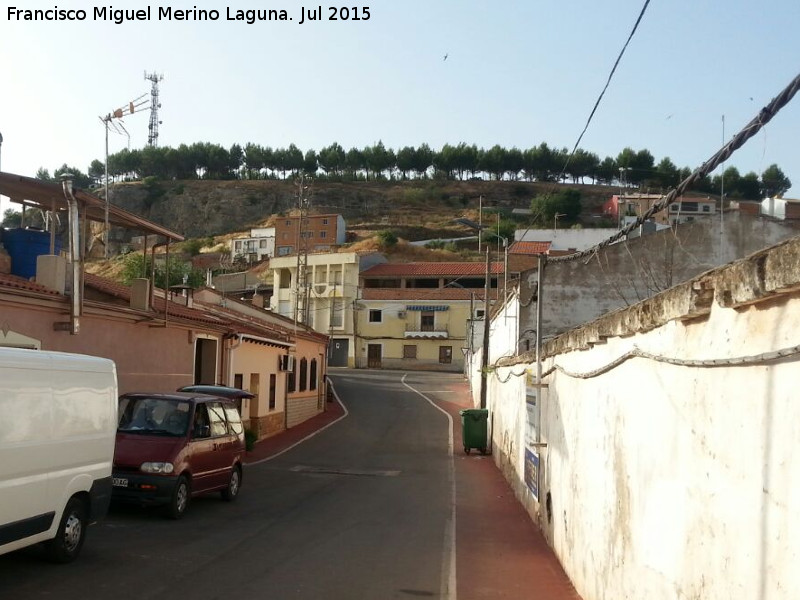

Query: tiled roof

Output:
[360, 262, 503, 277]
[83, 273, 227, 327]
[0, 272, 63, 296]
[361, 288, 497, 301]
[509, 241, 551, 255]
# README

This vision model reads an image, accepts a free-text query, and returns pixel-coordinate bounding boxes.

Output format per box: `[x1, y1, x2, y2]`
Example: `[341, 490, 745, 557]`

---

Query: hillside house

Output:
[274, 213, 346, 256]
[230, 226, 275, 263]
[760, 196, 800, 220]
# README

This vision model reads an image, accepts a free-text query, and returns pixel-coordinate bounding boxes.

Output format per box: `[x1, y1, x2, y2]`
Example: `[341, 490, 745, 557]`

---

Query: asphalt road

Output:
[0, 370, 460, 600]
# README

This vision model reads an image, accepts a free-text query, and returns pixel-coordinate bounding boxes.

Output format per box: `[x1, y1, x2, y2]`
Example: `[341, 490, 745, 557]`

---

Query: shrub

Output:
[377, 230, 398, 248]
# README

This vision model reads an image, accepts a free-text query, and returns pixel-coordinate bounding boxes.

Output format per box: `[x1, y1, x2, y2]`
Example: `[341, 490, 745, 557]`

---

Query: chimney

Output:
[36, 254, 67, 294]
[131, 278, 150, 310]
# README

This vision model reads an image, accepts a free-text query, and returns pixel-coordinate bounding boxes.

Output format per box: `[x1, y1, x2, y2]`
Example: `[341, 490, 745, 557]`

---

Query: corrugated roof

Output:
[360, 262, 503, 277]
[509, 241, 551, 255]
[0, 171, 184, 241]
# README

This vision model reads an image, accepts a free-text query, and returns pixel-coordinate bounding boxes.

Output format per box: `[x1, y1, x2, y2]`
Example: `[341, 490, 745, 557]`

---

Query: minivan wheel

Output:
[221, 465, 242, 502]
[166, 475, 190, 520]
[45, 496, 88, 563]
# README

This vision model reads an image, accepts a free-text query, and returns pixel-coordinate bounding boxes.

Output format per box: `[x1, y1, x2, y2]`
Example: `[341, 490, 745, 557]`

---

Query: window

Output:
[223, 404, 244, 436]
[285, 220, 291, 226]
[269, 374, 276, 410]
[421, 311, 435, 331]
[299, 358, 308, 392]
[320, 231, 327, 239]
[369, 309, 382, 323]
[207, 402, 228, 437]
[331, 298, 344, 328]
[234, 373, 243, 389]
[260, 239, 267, 248]
[475, 309, 485, 319]
[235, 241, 242, 251]
[310, 359, 317, 390]
[702, 205, 711, 213]
[403, 345, 417, 359]
[278, 246, 292, 256]
[322, 218, 329, 225]
[439, 346, 453, 364]
[288, 359, 297, 393]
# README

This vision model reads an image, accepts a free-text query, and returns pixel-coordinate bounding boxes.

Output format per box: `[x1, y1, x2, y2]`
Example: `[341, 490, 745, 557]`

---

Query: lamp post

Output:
[554, 212, 566, 231]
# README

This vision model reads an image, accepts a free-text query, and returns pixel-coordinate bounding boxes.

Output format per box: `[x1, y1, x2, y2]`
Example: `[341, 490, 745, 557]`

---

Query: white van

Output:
[0, 348, 118, 562]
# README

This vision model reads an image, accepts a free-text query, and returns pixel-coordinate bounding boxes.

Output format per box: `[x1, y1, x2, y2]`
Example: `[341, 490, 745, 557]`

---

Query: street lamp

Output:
[554, 213, 567, 230]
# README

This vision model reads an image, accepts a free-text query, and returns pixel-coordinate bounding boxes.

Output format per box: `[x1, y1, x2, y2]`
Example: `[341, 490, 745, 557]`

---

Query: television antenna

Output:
[144, 72, 163, 146]
[99, 93, 149, 258]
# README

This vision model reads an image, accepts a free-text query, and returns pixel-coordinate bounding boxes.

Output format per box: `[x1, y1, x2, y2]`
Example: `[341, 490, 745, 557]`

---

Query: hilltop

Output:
[106, 178, 620, 246]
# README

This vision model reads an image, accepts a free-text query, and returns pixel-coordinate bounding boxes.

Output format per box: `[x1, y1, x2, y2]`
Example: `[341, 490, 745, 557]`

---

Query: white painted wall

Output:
[486, 292, 800, 600]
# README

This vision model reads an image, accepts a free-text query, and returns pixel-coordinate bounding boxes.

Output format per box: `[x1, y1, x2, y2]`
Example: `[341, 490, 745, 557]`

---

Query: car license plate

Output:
[112, 477, 128, 488]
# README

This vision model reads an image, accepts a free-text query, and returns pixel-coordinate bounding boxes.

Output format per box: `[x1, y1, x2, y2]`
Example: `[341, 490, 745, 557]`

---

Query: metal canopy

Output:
[0, 171, 184, 241]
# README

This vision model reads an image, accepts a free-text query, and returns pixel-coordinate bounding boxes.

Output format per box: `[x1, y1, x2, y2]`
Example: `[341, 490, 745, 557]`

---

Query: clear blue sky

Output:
[1, 0, 798, 216]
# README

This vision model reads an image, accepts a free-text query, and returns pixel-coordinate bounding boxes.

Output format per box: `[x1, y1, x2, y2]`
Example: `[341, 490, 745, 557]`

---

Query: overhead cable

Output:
[548, 71, 800, 264]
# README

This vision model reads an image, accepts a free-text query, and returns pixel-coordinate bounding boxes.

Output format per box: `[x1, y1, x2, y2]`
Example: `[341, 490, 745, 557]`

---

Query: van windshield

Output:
[118, 397, 191, 436]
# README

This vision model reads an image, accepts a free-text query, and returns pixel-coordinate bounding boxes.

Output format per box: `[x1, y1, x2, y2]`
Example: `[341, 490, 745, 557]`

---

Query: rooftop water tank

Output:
[2, 228, 62, 279]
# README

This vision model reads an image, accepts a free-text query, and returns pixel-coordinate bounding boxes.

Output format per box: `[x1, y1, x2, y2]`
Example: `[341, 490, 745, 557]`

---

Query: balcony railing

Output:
[404, 325, 449, 339]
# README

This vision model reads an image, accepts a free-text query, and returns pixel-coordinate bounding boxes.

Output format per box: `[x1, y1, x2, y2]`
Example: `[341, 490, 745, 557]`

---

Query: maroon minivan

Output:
[112, 392, 245, 519]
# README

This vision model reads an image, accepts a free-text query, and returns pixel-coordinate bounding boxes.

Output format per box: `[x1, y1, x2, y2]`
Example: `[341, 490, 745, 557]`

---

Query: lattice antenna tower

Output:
[294, 175, 313, 325]
[144, 71, 163, 146]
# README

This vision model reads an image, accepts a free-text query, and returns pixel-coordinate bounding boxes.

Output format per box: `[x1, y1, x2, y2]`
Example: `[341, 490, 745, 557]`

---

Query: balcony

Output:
[404, 325, 449, 339]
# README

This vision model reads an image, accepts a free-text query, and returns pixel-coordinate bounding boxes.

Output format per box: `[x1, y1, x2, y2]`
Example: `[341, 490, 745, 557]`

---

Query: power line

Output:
[548, 70, 800, 264]
[560, 0, 652, 180]
[544, 343, 800, 380]
[515, 0, 652, 245]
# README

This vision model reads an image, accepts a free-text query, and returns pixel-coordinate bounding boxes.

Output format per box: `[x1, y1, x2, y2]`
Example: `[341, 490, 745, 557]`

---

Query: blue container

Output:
[3, 228, 62, 279]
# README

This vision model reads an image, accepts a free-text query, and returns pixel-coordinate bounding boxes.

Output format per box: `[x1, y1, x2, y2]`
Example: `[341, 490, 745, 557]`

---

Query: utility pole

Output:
[480, 247, 490, 409]
[535, 253, 545, 511]
[294, 175, 311, 325]
[478, 195, 482, 253]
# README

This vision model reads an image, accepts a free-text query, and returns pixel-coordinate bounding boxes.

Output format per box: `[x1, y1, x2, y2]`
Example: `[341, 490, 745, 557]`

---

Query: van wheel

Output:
[45, 496, 88, 563]
[166, 475, 190, 520]
[221, 465, 242, 502]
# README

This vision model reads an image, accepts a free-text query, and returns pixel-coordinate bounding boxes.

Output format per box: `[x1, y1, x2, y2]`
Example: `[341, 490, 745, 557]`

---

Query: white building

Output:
[230, 227, 275, 263]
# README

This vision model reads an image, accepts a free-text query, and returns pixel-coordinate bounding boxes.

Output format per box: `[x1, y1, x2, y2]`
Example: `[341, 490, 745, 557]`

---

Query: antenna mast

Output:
[99, 93, 149, 258]
[144, 71, 163, 146]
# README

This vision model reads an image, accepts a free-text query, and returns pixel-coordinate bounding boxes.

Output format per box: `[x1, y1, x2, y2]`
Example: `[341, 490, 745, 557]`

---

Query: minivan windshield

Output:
[118, 397, 192, 436]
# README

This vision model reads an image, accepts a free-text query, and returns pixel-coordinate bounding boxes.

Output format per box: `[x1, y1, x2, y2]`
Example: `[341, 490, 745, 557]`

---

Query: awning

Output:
[405, 305, 449, 311]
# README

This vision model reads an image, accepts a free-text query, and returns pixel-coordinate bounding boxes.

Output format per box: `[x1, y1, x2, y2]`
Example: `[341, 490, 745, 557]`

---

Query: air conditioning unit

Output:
[397, 311, 406, 319]
[279, 354, 295, 372]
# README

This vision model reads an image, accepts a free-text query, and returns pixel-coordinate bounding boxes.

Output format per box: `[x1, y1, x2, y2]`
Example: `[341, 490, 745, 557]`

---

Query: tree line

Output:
[34, 141, 792, 200]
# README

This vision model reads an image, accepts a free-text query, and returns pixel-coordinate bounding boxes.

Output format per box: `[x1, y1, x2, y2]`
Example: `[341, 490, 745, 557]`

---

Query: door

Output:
[193, 338, 218, 384]
[189, 402, 231, 492]
[439, 346, 453, 364]
[329, 338, 349, 367]
[367, 344, 382, 368]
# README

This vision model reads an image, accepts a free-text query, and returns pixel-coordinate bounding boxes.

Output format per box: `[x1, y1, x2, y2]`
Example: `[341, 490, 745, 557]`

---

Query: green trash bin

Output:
[459, 408, 488, 454]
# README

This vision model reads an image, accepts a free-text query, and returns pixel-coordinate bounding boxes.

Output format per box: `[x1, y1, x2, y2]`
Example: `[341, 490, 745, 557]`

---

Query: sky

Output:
[1, 0, 799, 217]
